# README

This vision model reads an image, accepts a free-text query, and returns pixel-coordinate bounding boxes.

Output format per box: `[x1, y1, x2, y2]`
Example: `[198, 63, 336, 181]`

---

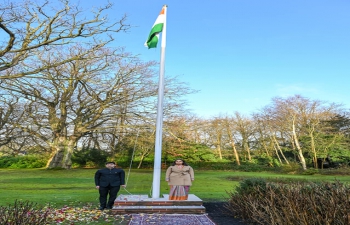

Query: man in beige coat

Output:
[165, 159, 194, 200]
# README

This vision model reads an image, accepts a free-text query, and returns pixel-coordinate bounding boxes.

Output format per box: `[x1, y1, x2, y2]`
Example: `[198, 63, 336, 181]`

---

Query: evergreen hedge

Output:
[0, 156, 46, 168]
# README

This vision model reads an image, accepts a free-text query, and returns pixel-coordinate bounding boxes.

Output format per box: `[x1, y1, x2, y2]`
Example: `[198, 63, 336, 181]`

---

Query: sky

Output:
[8, 0, 350, 118]
[109, 0, 350, 118]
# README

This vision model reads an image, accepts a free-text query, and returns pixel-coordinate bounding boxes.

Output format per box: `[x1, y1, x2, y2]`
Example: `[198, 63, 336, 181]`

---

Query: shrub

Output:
[0, 156, 46, 168]
[226, 179, 350, 225]
[300, 167, 320, 175]
[189, 161, 235, 170]
[163, 161, 275, 171]
[274, 162, 301, 173]
[235, 178, 267, 195]
[233, 162, 272, 172]
[0, 156, 17, 168]
[0, 200, 50, 225]
[319, 166, 350, 175]
[71, 148, 109, 168]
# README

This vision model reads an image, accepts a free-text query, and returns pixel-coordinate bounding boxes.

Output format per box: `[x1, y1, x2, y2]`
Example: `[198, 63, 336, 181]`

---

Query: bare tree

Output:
[295, 97, 341, 168]
[231, 112, 254, 162]
[208, 117, 224, 160]
[260, 95, 341, 170]
[0, 44, 159, 168]
[223, 116, 240, 165]
[259, 96, 307, 170]
[251, 114, 272, 157]
[0, 0, 129, 78]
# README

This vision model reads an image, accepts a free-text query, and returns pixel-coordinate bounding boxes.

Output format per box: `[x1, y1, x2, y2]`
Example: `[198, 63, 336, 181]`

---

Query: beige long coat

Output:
[165, 165, 194, 186]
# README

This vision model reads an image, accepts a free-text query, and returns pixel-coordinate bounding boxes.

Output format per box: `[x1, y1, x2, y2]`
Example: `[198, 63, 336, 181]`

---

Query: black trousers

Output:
[99, 185, 120, 208]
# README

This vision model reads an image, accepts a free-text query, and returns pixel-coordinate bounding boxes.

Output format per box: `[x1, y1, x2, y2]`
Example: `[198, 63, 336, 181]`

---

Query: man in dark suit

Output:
[95, 161, 126, 210]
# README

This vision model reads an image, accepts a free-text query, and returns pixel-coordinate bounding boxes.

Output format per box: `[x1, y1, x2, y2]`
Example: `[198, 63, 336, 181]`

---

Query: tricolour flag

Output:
[145, 6, 166, 49]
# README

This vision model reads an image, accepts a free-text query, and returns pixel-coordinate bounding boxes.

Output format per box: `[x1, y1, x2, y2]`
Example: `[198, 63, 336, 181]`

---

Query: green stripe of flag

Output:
[146, 23, 164, 49]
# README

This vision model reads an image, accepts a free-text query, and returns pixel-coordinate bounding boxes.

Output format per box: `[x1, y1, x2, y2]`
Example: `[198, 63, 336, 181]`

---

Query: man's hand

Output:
[121, 185, 126, 188]
[96, 186, 100, 189]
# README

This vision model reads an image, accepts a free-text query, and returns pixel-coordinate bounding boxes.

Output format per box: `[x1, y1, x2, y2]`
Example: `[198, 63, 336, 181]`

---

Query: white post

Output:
[152, 5, 167, 199]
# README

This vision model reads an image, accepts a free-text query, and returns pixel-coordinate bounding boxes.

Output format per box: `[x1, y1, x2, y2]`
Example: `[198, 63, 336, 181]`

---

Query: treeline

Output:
[114, 95, 350, 171]
[0, 0, 349, 170]
[1, 92, 349, 170]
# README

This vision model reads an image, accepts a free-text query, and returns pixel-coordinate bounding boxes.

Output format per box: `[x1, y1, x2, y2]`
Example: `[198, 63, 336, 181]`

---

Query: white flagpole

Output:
[152, 5, 167, 199]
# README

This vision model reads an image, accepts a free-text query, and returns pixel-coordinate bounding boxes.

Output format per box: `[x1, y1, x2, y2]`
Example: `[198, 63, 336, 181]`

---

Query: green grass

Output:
[1, 168, 350, 207]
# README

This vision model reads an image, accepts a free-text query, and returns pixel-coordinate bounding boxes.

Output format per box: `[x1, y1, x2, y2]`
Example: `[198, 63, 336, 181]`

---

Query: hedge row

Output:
[0, 156, 46, 168]
[226, 178, 350, 224]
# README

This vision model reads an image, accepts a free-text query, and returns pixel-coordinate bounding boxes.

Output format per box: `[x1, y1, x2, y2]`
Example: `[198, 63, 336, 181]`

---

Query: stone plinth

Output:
[111, 194, 206, 214]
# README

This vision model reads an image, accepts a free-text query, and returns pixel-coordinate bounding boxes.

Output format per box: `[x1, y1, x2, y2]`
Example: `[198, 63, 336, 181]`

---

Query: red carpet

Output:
[128, 214, 216, 225]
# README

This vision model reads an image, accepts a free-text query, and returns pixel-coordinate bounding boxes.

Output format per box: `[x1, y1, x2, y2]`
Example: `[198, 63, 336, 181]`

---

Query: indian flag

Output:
[145, 6, 166, 49]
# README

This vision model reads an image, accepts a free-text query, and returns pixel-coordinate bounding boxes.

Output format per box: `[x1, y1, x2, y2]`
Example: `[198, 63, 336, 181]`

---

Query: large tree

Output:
[0, 44, 159, 168]
[0, 0, 129, 78]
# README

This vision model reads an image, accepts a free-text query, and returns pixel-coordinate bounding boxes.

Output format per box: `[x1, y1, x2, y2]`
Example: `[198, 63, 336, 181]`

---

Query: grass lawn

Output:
[1, 168, 350, 207]
[1, 168, 349, 224]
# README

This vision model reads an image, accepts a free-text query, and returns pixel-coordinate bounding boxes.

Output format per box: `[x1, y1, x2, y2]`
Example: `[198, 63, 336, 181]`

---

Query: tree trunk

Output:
[230, 141, 240, 165]
[225, 123, 240, 165]
[217, 144, 223, 160]
[309, 127, 318, 168]
[243, 140, 251, 161]
[273, 144, 283, 164]
[137, 151, 149, 169]
[261, 137, 270, 156]
[216, 131, 223, 160]
[272, 135, 289, 164]
[292, 120, 307, 170]
[46, 138, 76, 169]
[46, 148, 73, 169]
[137, 155, 144, 169]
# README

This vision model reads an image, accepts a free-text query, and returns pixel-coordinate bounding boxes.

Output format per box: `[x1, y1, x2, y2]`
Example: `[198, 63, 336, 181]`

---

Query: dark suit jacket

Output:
[94, 168, 125, 187]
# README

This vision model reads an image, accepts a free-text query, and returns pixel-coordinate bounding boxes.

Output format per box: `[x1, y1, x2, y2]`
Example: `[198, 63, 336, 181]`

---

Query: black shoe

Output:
[106, 206, 112, 209]
[98, 206, 105, 210]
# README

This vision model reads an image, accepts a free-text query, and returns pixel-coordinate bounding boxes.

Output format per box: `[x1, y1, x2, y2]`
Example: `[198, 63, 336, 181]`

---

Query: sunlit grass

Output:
[1, 168, 349, 224]
[1, 168, 349, 206]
